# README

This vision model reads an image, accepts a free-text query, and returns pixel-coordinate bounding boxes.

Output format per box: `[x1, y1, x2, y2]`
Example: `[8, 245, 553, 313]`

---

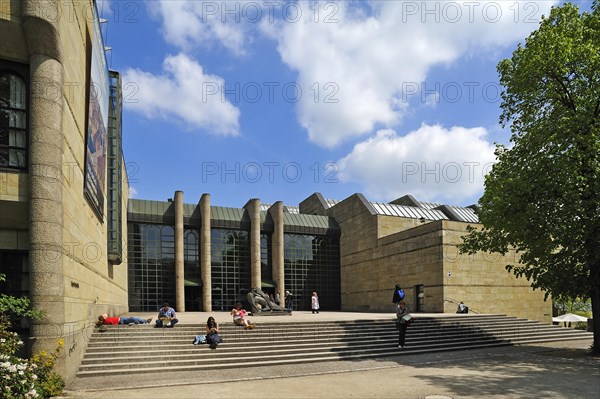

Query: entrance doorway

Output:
[415, 284, 424, 312]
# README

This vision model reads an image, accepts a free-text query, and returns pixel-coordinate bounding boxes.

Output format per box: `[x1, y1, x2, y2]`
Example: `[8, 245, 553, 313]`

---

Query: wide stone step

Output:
[76, 339, 518, 377]
[85, 323, 583, 347]
[76, 315, 593, 378]
[82, 326, 589, 364]
[82, 330, 512, 362]
[79, 335, 510, 370]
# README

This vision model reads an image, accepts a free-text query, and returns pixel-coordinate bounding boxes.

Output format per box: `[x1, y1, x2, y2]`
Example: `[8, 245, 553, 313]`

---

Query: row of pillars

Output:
[173, 191, 286, 312]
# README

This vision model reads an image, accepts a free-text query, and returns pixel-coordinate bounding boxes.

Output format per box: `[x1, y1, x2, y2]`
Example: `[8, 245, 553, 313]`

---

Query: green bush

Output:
[0, 273, 64, 398]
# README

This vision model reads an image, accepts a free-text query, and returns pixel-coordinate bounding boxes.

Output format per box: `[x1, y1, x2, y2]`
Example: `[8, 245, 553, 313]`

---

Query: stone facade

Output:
[0, 0, 129, 383]
[1, 1, 553, 384]
[300, 193, 552, 323]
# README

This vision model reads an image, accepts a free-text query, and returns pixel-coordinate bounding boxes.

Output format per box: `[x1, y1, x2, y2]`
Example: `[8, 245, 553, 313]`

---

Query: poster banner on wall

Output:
[84, 1, 108, 220]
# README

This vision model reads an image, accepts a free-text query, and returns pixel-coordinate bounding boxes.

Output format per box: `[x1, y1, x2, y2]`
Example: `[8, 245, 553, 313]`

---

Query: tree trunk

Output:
[591, 286, 600, 355]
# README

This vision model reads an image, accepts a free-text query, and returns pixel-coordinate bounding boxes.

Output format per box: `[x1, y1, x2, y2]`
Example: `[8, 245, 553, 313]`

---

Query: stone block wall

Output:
[315, 194, 551, 322]
[0, 0, 129, 383]
[441, 221, 551, 322]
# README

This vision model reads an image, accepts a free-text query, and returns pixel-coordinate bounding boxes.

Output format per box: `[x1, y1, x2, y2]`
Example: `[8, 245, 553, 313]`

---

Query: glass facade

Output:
[128, 223, 176, 311]
[210, 229, 251, 311]
[260, 233, 272, 287]
[284, 234, 340, 311]
[126, 219, 340, 312]
[184, 229, 201, 310]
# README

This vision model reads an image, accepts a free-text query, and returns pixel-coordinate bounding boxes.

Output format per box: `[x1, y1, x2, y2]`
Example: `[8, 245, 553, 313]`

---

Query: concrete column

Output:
[245, 198, 261, 290]
[200, 194, 212, 311]
[174, 191, 184, 312]
[270, 202, 285, 307]
[23, 0, 65, 367]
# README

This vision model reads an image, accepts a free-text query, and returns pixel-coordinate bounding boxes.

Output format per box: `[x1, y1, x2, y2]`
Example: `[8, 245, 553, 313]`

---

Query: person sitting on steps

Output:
[456, 301, 469, 314]
[155, 303, 179, 328]
[230, 303, 255, 330]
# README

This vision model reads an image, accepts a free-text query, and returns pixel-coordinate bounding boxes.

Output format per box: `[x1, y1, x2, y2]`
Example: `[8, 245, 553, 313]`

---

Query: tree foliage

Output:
[458, 2, 600, 353]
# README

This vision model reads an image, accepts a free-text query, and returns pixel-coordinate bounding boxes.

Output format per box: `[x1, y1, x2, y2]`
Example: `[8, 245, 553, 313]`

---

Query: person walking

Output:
[285, 290, 294, 311]
[396, 300, 411, 349]
[311, 292, 320, 314]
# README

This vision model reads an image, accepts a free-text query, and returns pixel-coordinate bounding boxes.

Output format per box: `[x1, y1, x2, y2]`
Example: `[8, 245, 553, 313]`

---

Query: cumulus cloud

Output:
[122, 53, 240, 136]
[337, 124, 497, 203]
[148, 0, 251, 56]
[266, 0, 557, 147]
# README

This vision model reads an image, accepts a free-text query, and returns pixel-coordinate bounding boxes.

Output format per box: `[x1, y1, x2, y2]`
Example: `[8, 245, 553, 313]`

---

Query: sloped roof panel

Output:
[369, 202, 448, 221]
[446, 205, 480, 223]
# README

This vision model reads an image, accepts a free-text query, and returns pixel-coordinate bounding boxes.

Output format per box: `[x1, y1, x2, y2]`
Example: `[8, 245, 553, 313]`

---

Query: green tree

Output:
[458, 2, 600, 354]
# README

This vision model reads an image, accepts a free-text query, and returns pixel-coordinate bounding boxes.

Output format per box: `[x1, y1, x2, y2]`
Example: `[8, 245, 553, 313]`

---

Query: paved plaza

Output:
[61, 312, 599, 399]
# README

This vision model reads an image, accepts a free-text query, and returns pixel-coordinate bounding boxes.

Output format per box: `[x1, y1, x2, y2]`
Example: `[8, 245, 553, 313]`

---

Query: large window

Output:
[184, 229, 201, 310]
[0, 250, 29, 331]
[211, 229, 251, 311]
[128, 224, 176, 311]
[0, 250, 29, 298]
[260, 233, 272, 285]
[284, 234, 340, 311]
[0, 67, 27, 170]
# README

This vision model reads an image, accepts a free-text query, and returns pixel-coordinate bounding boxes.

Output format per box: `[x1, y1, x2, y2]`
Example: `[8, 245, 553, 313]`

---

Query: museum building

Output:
[0, 0, 551, 384]
[1, 0, 129, 381]
[128, 192, 551, 324]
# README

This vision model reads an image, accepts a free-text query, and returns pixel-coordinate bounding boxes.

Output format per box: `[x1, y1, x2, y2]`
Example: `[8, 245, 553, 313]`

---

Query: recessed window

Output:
[0, 71, 27, 170]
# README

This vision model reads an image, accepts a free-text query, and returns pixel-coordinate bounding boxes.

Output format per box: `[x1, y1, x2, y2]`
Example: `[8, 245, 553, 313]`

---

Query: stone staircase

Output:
[76, 314, 592, 378]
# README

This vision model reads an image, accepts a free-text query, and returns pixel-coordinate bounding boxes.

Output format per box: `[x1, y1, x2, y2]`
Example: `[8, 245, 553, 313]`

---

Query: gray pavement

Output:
[60, 312, 600, 399]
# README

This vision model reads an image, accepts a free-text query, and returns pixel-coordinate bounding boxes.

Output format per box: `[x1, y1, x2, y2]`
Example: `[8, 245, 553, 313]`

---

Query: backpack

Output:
[392, 287, 405, 303]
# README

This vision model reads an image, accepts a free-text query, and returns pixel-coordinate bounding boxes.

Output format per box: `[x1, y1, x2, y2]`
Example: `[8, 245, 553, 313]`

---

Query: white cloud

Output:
[128, 186, 138, 199]
[266, 0, 557, 147]
[122, 53, 240, 136]
[148, 0, 251, 56]
[337, 124, 497, 203]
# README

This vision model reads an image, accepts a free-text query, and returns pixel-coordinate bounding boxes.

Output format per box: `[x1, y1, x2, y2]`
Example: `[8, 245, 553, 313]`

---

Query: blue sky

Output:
[97, 0, 588, 208]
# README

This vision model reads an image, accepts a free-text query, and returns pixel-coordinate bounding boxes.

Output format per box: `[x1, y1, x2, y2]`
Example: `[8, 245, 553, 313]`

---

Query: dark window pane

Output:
[0, 148, 8, 166]
[0, 127, 7, 145]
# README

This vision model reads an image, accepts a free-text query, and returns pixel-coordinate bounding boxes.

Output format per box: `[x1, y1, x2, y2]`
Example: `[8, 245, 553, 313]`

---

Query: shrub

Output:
[0, 354, 40, 399]
[0, 274, 65, 398]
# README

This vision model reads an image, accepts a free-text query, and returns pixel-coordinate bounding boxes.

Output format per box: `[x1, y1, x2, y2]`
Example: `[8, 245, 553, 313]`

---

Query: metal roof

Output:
[369, 202, 449, 221]
[211, 206, 247, 222]
[418, 201, 443, 210]
[128, 199, 174, 223]
[282, 213, 340, 235]
[258, 203, 300, 214]
[324, 198, 340, 208]
[444, 205, 479, 223]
